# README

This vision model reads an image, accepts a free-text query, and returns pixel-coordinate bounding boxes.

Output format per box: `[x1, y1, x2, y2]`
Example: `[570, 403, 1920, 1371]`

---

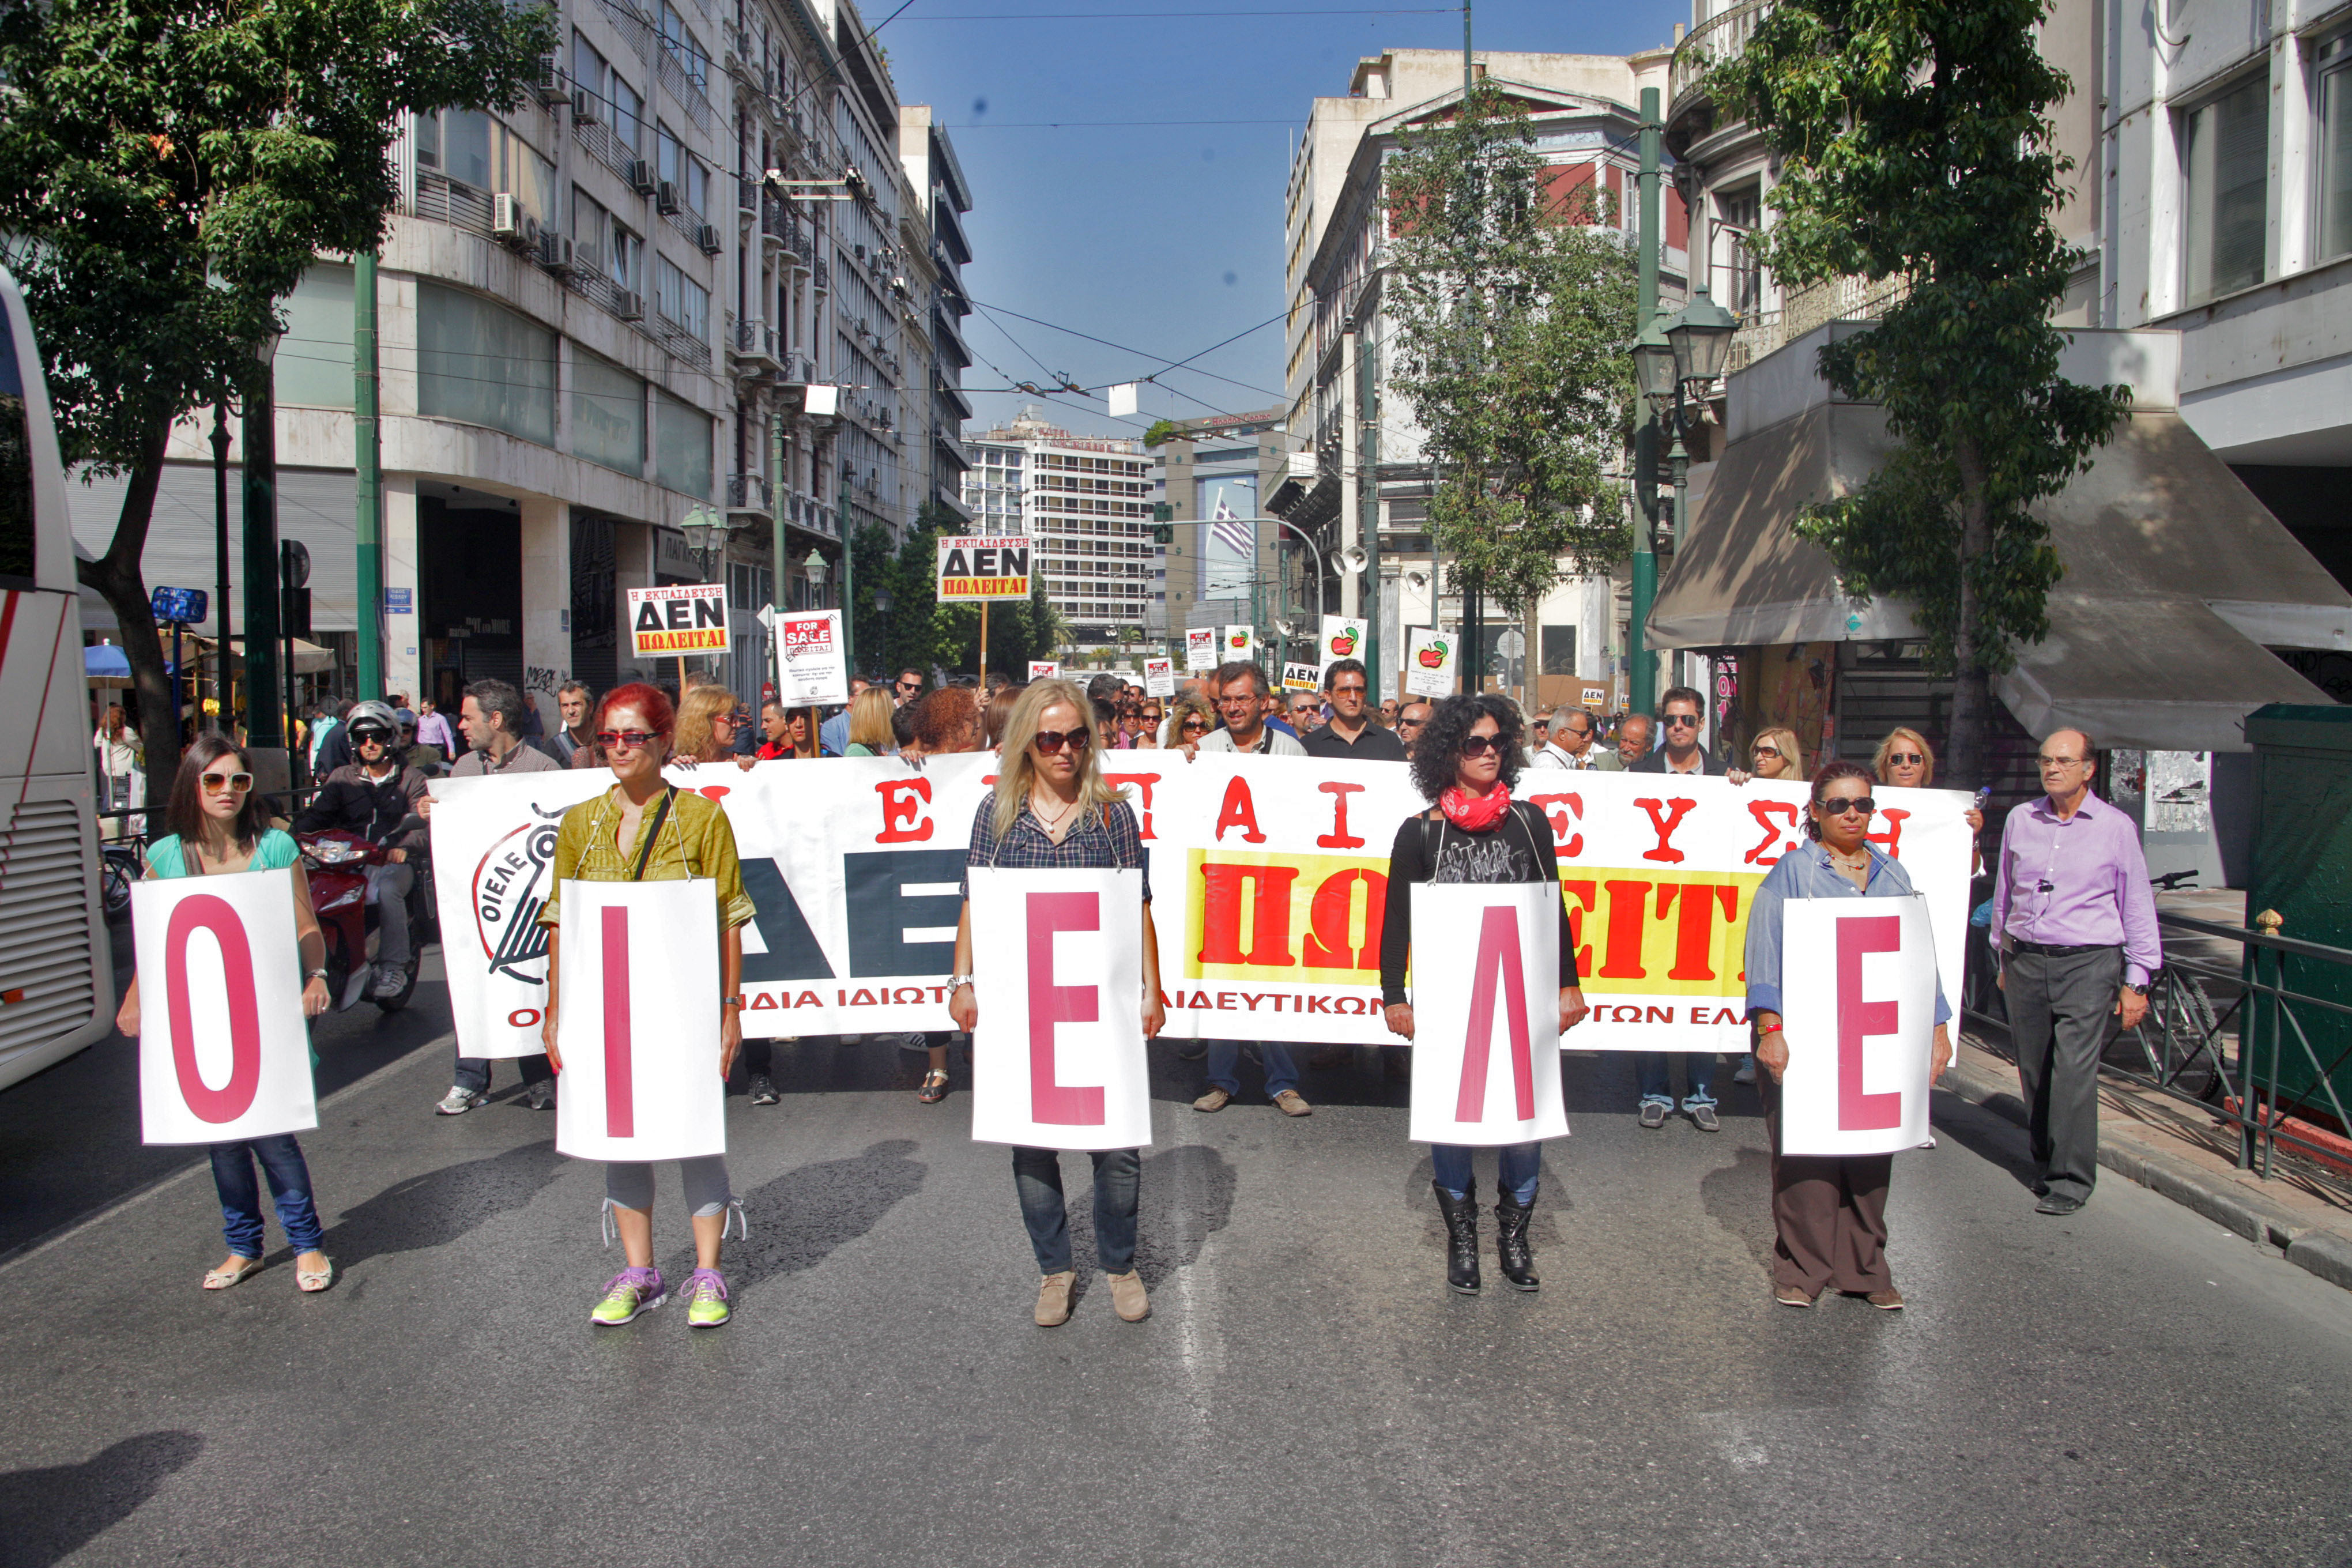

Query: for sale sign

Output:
[774, 609, 849, 706]
[1185, 628, 1220, 672]
[936, 536, 1032, 601]
[628, 583, 730, 657]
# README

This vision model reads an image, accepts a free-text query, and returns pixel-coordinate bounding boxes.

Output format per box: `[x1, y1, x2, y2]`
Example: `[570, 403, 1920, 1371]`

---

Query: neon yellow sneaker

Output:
[589, 1267, 664, 1326]
[684, 1268, 731, 1328]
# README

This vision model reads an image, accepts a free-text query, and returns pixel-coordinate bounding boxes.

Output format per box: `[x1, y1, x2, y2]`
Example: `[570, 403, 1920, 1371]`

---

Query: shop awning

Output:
[1650, 404, 2350, 750]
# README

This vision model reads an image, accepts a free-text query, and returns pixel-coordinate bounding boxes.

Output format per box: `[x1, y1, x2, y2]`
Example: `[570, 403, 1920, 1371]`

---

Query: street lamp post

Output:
[209, 402, 232, 733]
[242, 331, 284, 755]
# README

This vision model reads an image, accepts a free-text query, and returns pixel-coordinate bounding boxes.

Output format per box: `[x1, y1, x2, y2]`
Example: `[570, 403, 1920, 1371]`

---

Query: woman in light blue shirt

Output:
[1746, 760, 1953, 1311]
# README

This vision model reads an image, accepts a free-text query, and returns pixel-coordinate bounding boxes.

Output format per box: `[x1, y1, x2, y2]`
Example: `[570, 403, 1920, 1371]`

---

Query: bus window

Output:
[0, 308, 31, 583]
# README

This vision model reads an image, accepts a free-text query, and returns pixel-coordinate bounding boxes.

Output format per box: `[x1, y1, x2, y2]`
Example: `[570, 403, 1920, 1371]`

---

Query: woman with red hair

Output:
[538, 683, 760, 1329]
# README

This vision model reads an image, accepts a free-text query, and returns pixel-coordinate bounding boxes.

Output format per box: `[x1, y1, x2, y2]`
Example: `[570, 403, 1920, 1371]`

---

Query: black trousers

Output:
[2004, 945, 2121, 1204]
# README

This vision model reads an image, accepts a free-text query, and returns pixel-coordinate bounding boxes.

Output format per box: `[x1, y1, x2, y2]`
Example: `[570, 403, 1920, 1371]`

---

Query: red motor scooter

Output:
[296, 814, 432, 1012]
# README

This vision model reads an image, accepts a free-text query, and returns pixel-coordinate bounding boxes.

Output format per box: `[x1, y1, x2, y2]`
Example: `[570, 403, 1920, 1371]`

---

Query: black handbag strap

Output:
[629, 787, 676, 881]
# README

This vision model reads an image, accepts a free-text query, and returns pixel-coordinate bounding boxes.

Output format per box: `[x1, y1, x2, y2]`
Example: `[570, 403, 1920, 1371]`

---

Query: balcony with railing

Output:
[1723, 270, 1912, 375]
[726, 473, 771, 517]
[729, 320, 783, 374]
[1669, 1, 1771, 125]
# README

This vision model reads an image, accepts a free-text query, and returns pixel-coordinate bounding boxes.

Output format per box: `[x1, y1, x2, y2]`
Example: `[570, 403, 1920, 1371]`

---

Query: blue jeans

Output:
[1431, 1143, 1541, 1205]
[1012, 1147, 1139, 1275]
[1206, 1039, 1298, 1098]
[1637, 1051, 1717, 1110]
[454, 1043, 553, 1095]
[210, 1136, 323, 1257]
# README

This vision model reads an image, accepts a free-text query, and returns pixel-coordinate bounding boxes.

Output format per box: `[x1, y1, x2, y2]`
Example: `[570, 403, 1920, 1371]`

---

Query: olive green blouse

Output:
[536, 785, 757, 931]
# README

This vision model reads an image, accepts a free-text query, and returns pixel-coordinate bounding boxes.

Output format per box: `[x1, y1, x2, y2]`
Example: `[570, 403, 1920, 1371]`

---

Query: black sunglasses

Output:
[1663, 713, 1700, 729]
[1458, 734, 1506, 758]
[1819, 796, 1877, 816]
[1032, 726, 1092, 754]
[1179, 717, 1210, 732]
[1886, 752, 1924, 766]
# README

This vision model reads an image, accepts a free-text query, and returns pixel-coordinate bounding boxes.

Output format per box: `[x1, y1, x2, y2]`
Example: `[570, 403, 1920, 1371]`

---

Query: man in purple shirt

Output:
[1989, 728, 2161, 1215]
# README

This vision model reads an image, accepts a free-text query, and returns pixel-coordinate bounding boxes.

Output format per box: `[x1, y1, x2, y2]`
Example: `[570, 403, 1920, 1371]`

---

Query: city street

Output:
[2, 944, 2347, 1567]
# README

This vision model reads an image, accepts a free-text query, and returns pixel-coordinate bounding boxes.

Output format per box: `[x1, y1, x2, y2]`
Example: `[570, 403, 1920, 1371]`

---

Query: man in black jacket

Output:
[294, 700, 428, 1000]
[1628, 686, 1727, 777]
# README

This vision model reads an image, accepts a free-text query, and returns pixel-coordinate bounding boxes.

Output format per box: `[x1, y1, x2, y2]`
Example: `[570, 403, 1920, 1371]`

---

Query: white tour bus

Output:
[0, 265, 112, 1089]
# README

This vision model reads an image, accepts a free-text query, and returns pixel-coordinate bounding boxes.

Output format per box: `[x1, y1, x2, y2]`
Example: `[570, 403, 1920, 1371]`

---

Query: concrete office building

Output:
[962, 409, 1152, 655]
[1270, 47, 1684, 703]
[69, 0, 972, 729]
[1147, 410, 1297, 644]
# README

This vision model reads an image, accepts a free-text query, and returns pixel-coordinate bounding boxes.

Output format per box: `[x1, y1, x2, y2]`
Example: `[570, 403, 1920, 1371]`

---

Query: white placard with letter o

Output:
[967, 867, 1151, 1151]
[1406, 882, 1569, 1147]
[134, 869, 318, 1145]
[1776, 894, 1937, 1157]
[553, 878, 725, 1162]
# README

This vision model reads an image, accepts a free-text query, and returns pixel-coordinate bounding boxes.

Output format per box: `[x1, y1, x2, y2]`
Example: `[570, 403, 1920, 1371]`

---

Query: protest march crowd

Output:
[117, 655, 2158, 1334]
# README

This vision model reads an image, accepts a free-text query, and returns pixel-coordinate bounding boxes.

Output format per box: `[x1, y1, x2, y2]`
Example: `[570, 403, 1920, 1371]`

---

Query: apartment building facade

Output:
[1147, 410, 1294, 644]
[69, 0, 972, 727]
[962, 410, 1152, 654]
[1271, 48, 1683, 703]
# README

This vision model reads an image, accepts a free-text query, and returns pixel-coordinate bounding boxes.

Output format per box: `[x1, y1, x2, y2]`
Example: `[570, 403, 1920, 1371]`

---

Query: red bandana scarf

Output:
[1438, 783, 1512, 832]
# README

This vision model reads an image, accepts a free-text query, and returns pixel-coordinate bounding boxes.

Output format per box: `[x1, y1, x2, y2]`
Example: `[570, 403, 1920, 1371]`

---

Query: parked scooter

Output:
[296, 813, 434, 1012]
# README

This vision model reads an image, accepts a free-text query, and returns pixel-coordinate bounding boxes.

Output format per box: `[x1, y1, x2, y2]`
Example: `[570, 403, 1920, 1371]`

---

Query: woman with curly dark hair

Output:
[1744, 759, 1954, 1311]
[1379, 693, 1589, 1294]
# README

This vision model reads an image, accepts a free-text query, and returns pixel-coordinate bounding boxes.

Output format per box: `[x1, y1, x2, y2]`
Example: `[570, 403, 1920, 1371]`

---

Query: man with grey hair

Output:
[450, 678, 562, 778]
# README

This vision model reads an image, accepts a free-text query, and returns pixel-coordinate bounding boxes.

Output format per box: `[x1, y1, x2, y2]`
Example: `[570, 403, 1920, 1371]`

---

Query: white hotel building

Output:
[962, 409, 1154, 654]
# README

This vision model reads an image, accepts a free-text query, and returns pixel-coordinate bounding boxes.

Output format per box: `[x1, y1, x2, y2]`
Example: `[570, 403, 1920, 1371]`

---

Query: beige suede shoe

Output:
[1034, 1271, 1076, 1327]
[1106, 1270, 1150, 1322]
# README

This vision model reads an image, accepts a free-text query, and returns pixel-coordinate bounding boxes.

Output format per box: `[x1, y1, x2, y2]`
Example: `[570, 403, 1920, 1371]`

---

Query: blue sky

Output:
[877, 0, 1694, 439]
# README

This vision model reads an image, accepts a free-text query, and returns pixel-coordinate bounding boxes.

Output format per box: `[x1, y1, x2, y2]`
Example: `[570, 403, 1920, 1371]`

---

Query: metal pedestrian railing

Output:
[1967, 908, 2352, 1182]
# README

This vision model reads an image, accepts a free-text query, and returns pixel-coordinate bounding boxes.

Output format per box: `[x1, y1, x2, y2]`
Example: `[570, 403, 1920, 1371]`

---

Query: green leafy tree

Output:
[0, 0, 553, 800]
[1141, 419, 1182, 448]
[849, 512, 1066, 684]
[1382, 82, 1638, 622]
[1712, 0, 2131, 781]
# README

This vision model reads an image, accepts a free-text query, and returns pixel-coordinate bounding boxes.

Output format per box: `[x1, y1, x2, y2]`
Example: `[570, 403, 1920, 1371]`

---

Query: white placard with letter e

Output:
[1776, 894, 1937, 1157]
[554, 879, 725, 1162]
[1406, 883, 1568, 1146]
[967, 867, 1151, 1151]
[135, 869, 318, 1145]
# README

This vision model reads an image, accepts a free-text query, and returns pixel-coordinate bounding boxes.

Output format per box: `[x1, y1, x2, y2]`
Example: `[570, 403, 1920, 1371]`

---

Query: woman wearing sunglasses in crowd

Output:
[1749, 727, 1806, 782]
[1380, 694, 1588, 1295]
[1160, 692, 1215, 751]
[116, 736, 338, 1295]
[1745, 761, 1954, 1311]
[670, 683, 746, 766]
[538, 684, 757, 1329]
[947, 680, 1166, 1328]
[1873, 726, 1986, 851]
[1133, 700, 1164, 750]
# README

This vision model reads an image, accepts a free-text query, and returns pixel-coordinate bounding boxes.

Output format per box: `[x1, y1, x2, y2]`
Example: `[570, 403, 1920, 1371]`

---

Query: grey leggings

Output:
[604, 1155, 733, 1218]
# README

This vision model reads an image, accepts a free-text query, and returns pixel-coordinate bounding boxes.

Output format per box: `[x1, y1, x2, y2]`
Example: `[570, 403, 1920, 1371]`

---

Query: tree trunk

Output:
[1946, 433, 1993, 787]
[77, 418, 178, 828]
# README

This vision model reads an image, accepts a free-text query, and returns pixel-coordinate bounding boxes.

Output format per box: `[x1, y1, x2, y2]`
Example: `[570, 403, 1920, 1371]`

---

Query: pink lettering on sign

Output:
[1026, 891, 1106, 1125]
[601, 906, 635, 1138]
[165, 894, 263, 1124]
[1456, 904, 1535, 1123]
[1837, 914, 1904, 1132]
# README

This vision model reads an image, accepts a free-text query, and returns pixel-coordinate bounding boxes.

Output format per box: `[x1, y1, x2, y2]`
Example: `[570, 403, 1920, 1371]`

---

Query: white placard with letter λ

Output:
[1406, 883, 1568, 1147]
[774, 609, 849, 706]
[967, 867, 1151, 1151]
[1776, 894, 1937, 1157]
[554, 879, 725, 1162]
[134, 869, 318, 1144]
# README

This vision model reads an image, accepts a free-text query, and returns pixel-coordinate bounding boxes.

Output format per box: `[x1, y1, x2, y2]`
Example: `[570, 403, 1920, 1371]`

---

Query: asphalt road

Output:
[2, 940, 2349, 1567]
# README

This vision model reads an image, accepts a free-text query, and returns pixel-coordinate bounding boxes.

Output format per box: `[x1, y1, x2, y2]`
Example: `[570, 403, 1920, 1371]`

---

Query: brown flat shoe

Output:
[1774, 1283, 1816, 1308]
[1034, 1271, 1076, 1327]
[1271, 1090, 1313, 1117]
[1864, 1288, 1906, 1311]
[1192, 1087, 1231, 1113]
[1106, 1270, 1149, 1322]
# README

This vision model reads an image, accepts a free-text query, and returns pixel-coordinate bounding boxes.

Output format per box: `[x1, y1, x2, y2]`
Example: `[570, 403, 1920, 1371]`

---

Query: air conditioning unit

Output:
[537, 232, 574, 274]
[656, 180, 681, 216]
[628, 159, 657, 195]
[532, 55, 566, 104]
[614, 289, 645, 322]
[491, 193, 526, 243]
[570, 87, 598, 123]
[695, 223, 721, 255]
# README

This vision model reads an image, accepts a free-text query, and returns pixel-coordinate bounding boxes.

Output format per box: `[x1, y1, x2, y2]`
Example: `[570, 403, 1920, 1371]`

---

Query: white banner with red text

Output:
[134, 869, 318, 1145]
[1774, 894, 1938, 1157]
[552, 878, 726, 1162]
[1405, 882, 1569, 1146]
[966, 867, 1152, 1151]
[428, 755, 1973, 1056]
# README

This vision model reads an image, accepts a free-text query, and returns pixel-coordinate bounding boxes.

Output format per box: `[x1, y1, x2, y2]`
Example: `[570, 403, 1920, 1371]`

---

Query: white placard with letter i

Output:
[134, 869, 318, 1145]
[967, 868, 1151, 1151]
[1405, 883, 1568, 1147]
[554, 878, 725, 1162]
[1776, 894, 1938, 1157]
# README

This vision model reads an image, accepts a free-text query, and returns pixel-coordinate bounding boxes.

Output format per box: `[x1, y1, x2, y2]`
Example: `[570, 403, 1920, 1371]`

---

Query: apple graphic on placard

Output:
[1329, 628, 1358, 657]
[1418, 639, 1449, 669]
[1228, 631, 1247, 649]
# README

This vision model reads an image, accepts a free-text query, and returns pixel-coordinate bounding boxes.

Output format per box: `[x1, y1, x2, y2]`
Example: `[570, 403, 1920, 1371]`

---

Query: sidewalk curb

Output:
[1933, 1057, 2352, 1295]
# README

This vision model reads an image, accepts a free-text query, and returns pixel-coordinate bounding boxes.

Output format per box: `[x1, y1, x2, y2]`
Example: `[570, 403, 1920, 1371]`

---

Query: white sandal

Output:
[295, 1257, 336, 1294]
[202, 1257, 264, 1291]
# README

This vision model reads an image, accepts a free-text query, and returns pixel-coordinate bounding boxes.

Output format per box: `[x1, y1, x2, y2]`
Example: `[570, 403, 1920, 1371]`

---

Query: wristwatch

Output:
[2120, 981, 2148, 997]
[948, 974, 974, 991]
[306, 968, 329, 983]
[721, 994, 747, 1009]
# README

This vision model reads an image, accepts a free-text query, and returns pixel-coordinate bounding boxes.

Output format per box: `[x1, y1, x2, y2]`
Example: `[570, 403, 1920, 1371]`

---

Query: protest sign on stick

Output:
[135, 869, 318, 1145]
[1776, 894, 1938, 1157]
[967, 867, 1152, 1151]
[1143, 657, 1177, 697]
[553, 878, 726, 1162]
[1185, 628, 1219, 672]
[1405, 883, 1569, 1147]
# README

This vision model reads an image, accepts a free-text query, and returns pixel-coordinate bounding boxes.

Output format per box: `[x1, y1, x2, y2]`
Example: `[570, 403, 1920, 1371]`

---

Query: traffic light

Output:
[1151, 503, 1174, 545]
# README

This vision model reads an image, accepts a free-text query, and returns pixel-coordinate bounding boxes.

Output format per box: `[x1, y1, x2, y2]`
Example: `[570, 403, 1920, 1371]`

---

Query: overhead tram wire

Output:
[900, 6, 1456, 16]
[968, 307, 1277, 432]
[968, 299, 1289, 401]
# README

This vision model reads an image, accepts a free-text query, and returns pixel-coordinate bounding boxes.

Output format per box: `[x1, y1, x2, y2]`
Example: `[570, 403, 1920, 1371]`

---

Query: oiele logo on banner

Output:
[470, 806, 568, 983]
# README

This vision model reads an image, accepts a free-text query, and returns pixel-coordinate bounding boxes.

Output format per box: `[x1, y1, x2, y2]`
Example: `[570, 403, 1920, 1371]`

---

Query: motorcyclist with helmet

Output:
[294, 699, 429, 999]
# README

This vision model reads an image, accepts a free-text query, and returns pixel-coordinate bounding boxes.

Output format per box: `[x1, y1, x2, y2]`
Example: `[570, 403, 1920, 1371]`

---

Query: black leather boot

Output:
[1494, 1194, 1539, 1291]
[1433, 1181, 1482, 1294]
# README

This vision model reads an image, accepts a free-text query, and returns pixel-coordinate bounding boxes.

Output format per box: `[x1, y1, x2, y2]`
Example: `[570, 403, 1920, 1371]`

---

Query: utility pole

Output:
[1459, 0, 1482, 695]
[242, 344, 283, 753]
[353, 249, 383, 697]
[1359, 330, 1382, 703]
[210, 404, 232, 733]
[1630, 85, 1662, 719]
